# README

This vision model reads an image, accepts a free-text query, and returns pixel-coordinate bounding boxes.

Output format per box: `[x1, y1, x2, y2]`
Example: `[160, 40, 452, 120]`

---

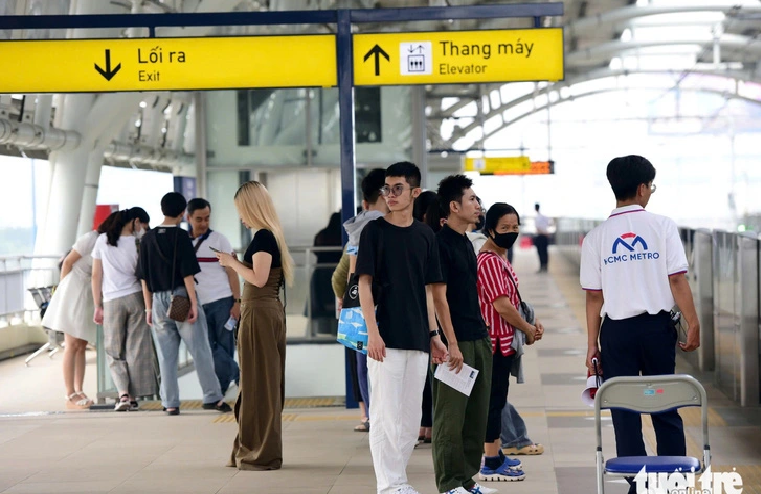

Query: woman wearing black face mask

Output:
[475, 203, 545, 481]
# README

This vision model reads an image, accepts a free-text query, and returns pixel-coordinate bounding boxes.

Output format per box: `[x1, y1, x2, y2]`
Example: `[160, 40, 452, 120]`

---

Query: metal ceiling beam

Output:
[566, 34, 761, 67]
[450, 85, 761, 150]
[565, 4, 761, 38]
[447, 67, 761, 142]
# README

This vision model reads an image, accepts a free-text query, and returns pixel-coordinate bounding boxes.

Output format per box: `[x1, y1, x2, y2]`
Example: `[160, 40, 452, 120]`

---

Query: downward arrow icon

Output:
[94, 49, 121, 81]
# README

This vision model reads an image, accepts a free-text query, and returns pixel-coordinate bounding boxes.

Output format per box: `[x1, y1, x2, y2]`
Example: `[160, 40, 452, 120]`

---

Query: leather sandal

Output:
[65, 393, 91, 410]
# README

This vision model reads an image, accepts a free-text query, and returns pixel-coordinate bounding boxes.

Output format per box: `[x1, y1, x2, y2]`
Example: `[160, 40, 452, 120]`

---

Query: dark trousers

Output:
[346, 347, 362, 404]
[534, 234, 549, 270]
[421, 367, 433, 428]
[486, 350, 515, 442]
[600, 312, 686, 493]
[432, 338, 493, 492]
[203, 296, 240, 394]
[356, 352, 370, 413]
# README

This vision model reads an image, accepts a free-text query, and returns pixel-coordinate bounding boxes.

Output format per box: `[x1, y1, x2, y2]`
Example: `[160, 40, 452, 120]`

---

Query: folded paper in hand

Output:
[434, 362, 479, 396]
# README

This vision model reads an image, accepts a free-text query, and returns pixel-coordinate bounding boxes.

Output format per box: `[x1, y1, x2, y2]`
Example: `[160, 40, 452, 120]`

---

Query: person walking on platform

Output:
[477, 203, 544, 482]
[92, 207, 158, 411]
[342, 168, 389, 433]
[137, 193, 230, 417]
[45, 213, 116, 409]
[580, 155, 701, 494]
[187, 198, 241, 397]
[431, 175, 496, 494]
[215, 181, 294, 471]
[533, 203, 550, 273]
[356, 162, 448, 494]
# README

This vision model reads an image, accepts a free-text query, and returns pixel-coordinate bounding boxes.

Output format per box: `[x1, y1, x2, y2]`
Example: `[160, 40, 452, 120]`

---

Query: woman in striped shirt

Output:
[476, 203, 544, 482]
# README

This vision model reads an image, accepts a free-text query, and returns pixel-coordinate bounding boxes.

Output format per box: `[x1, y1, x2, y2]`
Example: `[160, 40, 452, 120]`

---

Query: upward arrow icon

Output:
[363, 44, 389, 77]
[94, 49, 121, 81]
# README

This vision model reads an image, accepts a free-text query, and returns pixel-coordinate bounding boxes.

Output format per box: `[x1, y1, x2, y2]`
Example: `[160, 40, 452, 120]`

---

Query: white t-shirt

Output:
[91, 233, 142, 302]
[580, 205, 688, 321]
[192, 230, 234, 305]
[535, 213, 550, 234]
[70, 230, 99, 278]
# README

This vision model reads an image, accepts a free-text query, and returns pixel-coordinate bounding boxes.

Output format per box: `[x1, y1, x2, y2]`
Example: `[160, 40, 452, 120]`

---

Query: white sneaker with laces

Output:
[441, 488, 470, 494]
[469, 483, 498, 494]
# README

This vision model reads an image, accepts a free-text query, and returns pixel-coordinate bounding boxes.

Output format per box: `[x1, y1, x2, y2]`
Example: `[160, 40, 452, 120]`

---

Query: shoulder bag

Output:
[167, 228, 191, 322]
[336, 228, 384, 354]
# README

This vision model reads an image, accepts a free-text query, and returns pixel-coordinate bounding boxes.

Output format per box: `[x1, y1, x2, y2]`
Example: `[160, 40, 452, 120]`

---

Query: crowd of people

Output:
[40, 155, 700, 494]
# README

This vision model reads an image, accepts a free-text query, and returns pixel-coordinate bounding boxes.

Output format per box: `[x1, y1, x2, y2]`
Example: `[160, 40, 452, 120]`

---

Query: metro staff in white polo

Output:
[580, 155, 700, 494]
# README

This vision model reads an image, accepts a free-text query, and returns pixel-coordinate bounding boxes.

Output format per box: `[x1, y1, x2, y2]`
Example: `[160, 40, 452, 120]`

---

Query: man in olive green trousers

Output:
[430, 175, 496, 494]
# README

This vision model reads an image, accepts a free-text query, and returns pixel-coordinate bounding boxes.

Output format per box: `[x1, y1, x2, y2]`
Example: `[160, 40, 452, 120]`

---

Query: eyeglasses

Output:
[650, 183, 657, 194]
[380, 184, 413, 197]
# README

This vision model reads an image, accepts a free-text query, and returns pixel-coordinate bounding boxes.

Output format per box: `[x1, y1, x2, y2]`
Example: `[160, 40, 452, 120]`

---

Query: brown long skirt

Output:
[227, 290, 286, 470]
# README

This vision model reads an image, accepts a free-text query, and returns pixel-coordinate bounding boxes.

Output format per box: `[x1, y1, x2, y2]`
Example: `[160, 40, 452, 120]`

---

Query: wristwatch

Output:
[429, 329, 441, 338]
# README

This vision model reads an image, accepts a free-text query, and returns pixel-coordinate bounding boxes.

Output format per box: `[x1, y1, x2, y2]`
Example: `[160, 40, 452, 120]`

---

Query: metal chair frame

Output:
[594, 374, 711, 494]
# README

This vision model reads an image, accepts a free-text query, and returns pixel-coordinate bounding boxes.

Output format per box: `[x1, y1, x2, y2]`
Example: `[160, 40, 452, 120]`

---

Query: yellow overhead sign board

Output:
[354, 28, 563, 86]
[464, 157, 554, 176]
[0, 35, 337, 93]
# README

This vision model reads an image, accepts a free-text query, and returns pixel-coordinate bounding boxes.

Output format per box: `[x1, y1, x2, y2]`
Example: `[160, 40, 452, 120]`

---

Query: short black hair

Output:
[606, 155, 656, 201]
[485, 203, 521, 233]
[386, 161, 421, 188]
[535, 203, 540, 211]
[437, 174, 473, 218]
[187, 198, 211, 215]
[161, 192, 187, 218]
[361, 168, 386, 204]
[413, 191, 438, 222]
[129, 207, 150, 224]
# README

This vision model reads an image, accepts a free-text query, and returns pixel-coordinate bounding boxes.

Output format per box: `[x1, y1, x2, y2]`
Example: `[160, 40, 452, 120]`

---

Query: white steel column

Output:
[77, 145, 107, 237]
[35, 93, 96, 255]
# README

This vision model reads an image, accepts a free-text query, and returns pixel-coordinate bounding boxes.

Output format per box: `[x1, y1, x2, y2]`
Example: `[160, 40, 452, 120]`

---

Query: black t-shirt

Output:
[244, 229, 281, 267]
[355, 217, 443, 353]
[436, 225, 489, 342]
[137, 226, 201, 293]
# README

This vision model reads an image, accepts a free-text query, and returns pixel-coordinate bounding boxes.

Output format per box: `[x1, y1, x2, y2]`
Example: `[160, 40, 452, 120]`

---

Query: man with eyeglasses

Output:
[355, 161, 450, 494]
[580, 155, 700, 494]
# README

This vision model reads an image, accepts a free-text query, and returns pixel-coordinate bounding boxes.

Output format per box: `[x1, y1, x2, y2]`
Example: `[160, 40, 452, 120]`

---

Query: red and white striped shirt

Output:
[477, 251, 519, 356]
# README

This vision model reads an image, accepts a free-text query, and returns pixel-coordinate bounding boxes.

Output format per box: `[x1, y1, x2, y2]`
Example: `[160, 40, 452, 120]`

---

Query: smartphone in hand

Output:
[208, 246, 222, 253]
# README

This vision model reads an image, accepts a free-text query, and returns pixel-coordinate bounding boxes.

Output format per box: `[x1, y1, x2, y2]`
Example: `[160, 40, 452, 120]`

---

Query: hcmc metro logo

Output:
[612, 232, 649, 254]
[604, 232, 660, 265]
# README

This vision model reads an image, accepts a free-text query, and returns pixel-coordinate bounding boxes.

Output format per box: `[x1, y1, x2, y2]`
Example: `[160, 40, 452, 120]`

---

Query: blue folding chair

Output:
[594, 375, 711, 494]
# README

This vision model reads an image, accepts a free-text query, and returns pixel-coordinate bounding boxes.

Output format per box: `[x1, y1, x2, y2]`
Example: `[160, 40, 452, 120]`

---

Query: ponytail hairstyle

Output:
[233, 181, 294, 287]
[104, 207, 150, 247]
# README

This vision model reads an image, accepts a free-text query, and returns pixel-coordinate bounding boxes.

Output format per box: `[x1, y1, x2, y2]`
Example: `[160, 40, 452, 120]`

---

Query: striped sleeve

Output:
[478, 254, 512, 304]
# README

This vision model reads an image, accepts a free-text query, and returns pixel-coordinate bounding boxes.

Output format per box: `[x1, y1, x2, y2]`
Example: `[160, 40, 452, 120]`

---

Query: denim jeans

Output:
[356, 352, 370, 417]
[500, 400, 532, 449]
[151, 290, 223, 409]
[202, 296, 240, 394]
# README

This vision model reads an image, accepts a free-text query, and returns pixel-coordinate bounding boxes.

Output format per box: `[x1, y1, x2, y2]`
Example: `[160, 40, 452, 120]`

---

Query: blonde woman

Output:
[216, 181, 294, 471]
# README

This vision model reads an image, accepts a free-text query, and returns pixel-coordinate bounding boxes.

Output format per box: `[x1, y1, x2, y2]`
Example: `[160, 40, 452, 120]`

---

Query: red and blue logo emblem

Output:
[612, 232, 648, 254]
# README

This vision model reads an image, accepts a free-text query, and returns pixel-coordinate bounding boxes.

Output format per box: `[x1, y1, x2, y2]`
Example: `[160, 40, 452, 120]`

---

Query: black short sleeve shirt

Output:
[436, 225, 489, 342]
[355, 217, 443, 353]
[243, 229, 281, 267]
[137, 226, 201, 293]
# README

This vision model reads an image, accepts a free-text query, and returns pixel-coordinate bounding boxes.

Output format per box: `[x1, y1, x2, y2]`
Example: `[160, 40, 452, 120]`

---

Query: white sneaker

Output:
[224, 382, 239, 402]
[469, 483, 498, 494]
[396, 486, 421, 494]
[441, 488, 470, 494]
[114, 396, 131, 412]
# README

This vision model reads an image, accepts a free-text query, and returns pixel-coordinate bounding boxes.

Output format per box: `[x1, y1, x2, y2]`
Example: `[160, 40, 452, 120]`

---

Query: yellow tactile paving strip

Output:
[136, 397, 345, 412]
